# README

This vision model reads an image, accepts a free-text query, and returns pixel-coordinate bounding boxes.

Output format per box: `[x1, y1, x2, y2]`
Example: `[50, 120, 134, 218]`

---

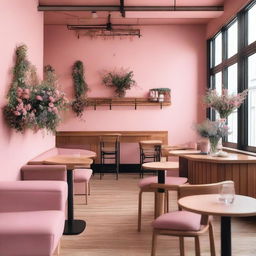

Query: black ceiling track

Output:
[38, 5, 224, 12]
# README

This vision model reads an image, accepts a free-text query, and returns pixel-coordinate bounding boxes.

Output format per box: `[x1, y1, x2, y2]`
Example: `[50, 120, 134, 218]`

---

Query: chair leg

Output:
[179, 237, 185, 256]
[85, 181, 88, 205]
[195, 236, 201, 256]
[151, 230, 157, 256]
[55, 240, 61, 256]
[164, 191, 169, 213]
[88, 182, 91, 195]
[154, 192, 157, 219]
[138, 190, 143, 232]
[209, 222, 216, 256]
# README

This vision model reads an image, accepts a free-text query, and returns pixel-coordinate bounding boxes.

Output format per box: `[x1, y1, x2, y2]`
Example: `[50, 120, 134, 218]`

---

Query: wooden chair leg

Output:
[164, 191, 169, 213]
[179, 237, 185, 256]
[154, 192, 157, 219]
[138, 190, 143, 232]
[54, 240, 61, 256]
[151, 230, 157, 256]
[209, 222, 216, 256]
[195, 236, 201, 256]
[88, 182, 91, 195]
[85, 181, 88, 205]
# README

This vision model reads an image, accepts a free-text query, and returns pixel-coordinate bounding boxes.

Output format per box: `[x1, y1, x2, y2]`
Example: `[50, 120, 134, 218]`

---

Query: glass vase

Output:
[209, 137, 220, 156]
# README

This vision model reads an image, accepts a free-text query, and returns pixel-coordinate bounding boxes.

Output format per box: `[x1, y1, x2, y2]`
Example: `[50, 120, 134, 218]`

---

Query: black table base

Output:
[221, 216, 231, 256]
[64, 220, 86, 235]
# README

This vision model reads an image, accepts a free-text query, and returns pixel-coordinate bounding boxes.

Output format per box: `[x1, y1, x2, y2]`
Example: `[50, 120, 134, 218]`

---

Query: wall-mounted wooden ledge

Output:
[86, 97, 171, 110]
[223, 147, 256, 157]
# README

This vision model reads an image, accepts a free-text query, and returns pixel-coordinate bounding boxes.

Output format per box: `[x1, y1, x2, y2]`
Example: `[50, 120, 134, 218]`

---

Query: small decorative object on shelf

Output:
[196, 119, 230, 155]
[204, 88, 248, 119]
[149, 88, 171, 102]
[102, 68, 136, 97]
[3, 44, 68, 133]
[71, 61, 89, 117]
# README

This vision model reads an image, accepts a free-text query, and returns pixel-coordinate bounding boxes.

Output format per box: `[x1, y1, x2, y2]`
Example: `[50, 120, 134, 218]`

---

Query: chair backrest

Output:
[178, 180, 234, 199]
[100, 134, 121, 149]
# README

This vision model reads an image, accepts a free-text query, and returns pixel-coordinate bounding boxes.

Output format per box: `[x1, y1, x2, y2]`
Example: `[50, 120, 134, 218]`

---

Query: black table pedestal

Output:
[221, 216, 231, 256]
[64, 169, 86, 235]
[64, 220, 86, 235]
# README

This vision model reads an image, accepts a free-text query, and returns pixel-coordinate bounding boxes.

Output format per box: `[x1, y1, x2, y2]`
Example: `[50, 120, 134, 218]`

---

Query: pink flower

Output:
[24, 88, 30, 94]
[22, 93, 30, 99]
[36, 95, 43, 101]
[16, 87, 23, 93]
[13, 111, 21, 116]
[48, 107, 52, 112]
[48, 102, 54, 108]
[25, 104, 31, 111]
[22, 109, 27, 115]
[52, 107, 58, 114]
[17, 98, 22, 103]
[49, 96, 55, 102]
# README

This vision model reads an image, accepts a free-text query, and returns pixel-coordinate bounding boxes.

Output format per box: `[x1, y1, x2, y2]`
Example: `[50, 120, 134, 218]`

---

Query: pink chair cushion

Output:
[152, 211, 201, 231]
[138, 176, 187, 188]
[0, 181, 67, 213]
[0, 210, 64, 256]
[21, 165, 67, 181]
[74, 169, 93, 183]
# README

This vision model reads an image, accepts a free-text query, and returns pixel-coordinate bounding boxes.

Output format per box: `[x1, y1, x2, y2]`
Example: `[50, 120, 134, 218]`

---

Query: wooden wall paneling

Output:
[232, 164, 240, 196]
[239, 164, 248, 196]
[247, 164, 256, 198]
[210, 163, 218, 183]
[225, 164, 233, 181]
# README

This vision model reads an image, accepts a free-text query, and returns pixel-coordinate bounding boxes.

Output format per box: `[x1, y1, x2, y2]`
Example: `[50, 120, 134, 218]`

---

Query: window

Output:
[248, 3, 256, 45]
[227, 64, 238, 143]
[215, 33, 222, 66]
[227, 21, 238, 58]
[248, 53, 256, 147]
[208, 0, 256, 152]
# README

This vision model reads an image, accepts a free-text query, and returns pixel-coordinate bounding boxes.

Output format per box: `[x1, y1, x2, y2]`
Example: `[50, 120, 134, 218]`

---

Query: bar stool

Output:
[73, 168, 93, 204]
[139, 140, 162, 178]
[100, 134, 121, 180]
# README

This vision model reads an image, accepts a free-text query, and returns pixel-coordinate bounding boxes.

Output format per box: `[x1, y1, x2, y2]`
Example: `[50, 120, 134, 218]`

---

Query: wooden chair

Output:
[100, 134, 121, 180]
[137, 174, 188, 232]
[151, 180, 234, 256]
[139, 140, 162, 178]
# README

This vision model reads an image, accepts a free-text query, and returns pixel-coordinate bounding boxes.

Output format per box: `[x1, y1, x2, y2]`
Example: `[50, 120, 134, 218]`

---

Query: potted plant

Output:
[102, 68, 136, 97]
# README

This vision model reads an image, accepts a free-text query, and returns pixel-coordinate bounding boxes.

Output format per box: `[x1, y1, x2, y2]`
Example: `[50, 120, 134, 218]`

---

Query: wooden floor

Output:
[61, 173, 256, 256]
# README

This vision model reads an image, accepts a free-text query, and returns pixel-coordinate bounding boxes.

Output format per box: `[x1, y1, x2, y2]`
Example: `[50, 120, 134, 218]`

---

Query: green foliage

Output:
[103, 69, 136, 97]
[71, 61, 88, 117]
[3, 45, 68, 133]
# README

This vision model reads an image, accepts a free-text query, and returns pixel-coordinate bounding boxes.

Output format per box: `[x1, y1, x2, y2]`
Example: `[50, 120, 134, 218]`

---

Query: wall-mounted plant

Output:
[71, 61, 89, 117]
[102, 68, 136, 97]
[3, 44, 68, 133]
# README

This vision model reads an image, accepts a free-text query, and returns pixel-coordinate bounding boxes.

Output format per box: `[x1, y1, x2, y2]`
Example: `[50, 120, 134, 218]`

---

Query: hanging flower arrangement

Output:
[71, 60, 89, 117]
[3, 45, 68, 133]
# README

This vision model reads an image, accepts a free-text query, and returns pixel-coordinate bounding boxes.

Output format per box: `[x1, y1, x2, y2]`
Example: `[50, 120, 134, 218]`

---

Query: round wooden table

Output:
[178, 194, 256, 256]
[44, 155, 94, 235]
[142, 161, 179, 217]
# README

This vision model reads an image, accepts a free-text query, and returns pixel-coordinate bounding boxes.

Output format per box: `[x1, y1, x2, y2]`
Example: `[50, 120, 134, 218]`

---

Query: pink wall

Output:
[44, 25, 206, 163]
[0, 0, 55, 180]
[207, 0, 251, 38]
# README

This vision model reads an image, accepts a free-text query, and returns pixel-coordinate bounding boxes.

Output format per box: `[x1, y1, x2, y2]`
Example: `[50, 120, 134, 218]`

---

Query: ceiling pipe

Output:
[38, 5, 224, 12]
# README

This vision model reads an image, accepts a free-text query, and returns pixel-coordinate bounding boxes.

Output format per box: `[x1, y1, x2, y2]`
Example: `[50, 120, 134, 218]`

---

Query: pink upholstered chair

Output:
[0, 180, 67, 256]
[138, 173, 188, 232]
[151, 181, 234, 256]
[73, 168, 93, 204]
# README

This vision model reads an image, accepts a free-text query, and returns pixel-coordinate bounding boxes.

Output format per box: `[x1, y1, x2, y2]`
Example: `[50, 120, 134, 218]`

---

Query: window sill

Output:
[223, 147, 256, 157]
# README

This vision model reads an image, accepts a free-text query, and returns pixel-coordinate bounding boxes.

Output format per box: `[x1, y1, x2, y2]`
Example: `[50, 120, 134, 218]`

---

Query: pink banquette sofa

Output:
[0, 179, 67, 256]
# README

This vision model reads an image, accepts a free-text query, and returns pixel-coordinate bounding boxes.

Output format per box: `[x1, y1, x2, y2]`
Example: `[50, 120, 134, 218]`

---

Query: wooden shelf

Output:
[86, 97, 171, 110]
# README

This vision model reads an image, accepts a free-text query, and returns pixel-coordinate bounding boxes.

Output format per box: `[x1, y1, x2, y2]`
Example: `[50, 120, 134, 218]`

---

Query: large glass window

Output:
[208, 0, 256, 152]
[215, 33, 222, 66]
[227, 64, 238, 143]
[228, 21, 238, 58]
[248, 3, 256, 45]
[248, 53, 256, 147]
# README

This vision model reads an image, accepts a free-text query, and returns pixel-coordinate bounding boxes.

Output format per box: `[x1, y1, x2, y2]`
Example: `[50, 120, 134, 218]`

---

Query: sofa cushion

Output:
[74, 169, 93, 183]
[0, 181, 67, 213]
[0, 210, 64, 256]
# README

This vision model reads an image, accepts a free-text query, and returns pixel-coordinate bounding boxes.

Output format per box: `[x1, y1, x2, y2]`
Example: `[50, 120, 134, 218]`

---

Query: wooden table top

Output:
[142, 161, 179, 170]
[180, 153, 256, 163]
[179, 194, 256, 217]
[140, 140, 162, 145]
[168, 150, 201, 156]
[43, 155, 93, 169]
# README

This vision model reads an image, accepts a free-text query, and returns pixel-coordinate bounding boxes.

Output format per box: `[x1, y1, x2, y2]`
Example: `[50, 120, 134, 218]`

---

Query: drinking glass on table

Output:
[219, 183, 235, 204]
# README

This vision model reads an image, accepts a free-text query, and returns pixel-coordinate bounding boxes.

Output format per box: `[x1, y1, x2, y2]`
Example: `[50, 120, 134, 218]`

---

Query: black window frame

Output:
[207, 0, 256, 153]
